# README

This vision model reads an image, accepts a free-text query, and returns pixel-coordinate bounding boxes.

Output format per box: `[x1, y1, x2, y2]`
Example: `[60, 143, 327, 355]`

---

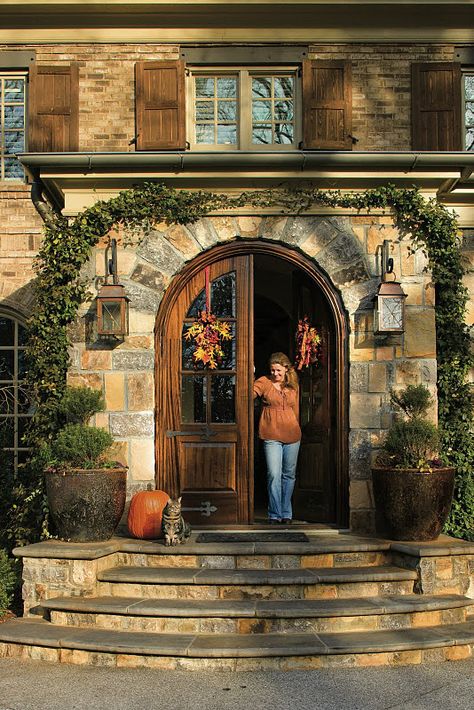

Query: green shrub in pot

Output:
[43, 386, 127, 543]
[372, 384, 455, 541]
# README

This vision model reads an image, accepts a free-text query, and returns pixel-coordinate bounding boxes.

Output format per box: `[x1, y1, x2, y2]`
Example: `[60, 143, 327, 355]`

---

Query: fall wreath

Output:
[184, 311, 232, 369]
[184, 266, 233, 369]
[295, 316, 321, 370]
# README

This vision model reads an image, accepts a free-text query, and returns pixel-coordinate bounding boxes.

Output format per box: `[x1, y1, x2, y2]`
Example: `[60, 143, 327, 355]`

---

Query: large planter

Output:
[45, 467, 127, 542]
[372, 466, 455, 541]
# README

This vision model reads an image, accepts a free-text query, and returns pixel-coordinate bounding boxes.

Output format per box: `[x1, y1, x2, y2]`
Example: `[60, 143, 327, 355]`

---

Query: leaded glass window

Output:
[0, 74, 26, 180]
[464, 73, 474, 151]
[0, 314, 33, 477]
[189, 68, 299, 150]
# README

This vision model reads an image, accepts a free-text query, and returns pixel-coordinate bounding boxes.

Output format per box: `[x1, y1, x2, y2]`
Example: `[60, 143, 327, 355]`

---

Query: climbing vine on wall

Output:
[7, 182, 473, 545]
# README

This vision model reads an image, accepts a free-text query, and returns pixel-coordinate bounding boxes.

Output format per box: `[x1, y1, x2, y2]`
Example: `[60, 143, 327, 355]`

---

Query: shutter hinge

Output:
[298, 66, 303, 78]
[298, 140, 303, 150]
[185, 67, 190, 76]
[185, 141, 190, 150]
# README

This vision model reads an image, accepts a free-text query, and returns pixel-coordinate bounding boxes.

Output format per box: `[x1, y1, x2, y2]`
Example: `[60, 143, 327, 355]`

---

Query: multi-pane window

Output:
[189, 68, 299, 150]
[0, 73, 26, 180]
[0, 314, 33, 477]
[464, 73, 474, 151]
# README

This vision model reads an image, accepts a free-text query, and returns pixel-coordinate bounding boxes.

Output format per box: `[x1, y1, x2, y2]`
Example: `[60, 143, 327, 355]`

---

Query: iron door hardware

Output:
[166, 427, 217, 441]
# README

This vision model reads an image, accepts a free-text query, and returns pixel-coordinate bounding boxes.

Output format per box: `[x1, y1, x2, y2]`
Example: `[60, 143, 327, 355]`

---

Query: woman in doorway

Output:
[254, 352, 301, 525]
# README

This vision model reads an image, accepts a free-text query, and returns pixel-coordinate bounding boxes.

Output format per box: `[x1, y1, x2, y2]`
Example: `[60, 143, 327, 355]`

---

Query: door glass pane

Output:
[211, 375, 236, 423]
[181, 376, 206, 423]
[0, 351, 14, 380]
[0, 317, 14, 344]
[218, 323, 236, 370]
[187, 271, 236, 317]
[187, 289, 207, 318]
[211, 272, 236, 317]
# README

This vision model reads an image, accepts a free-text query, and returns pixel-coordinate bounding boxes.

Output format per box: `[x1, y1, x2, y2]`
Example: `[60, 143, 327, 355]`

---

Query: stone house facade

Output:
[0, 1, 473, 532]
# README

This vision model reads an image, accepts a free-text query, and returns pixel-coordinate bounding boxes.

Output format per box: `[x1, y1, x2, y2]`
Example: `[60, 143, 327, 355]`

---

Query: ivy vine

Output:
[6, 182, 473, 546]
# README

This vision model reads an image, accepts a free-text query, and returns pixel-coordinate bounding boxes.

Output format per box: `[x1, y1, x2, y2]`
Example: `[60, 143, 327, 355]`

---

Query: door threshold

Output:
[192, 524, 347, 534]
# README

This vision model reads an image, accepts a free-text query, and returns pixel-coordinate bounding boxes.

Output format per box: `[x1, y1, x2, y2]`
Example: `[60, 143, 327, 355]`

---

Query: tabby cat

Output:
[162, 497, 191, 546]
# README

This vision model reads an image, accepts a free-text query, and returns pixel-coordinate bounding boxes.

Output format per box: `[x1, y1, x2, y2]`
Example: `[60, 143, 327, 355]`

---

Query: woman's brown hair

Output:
[269, 352, 299, 390]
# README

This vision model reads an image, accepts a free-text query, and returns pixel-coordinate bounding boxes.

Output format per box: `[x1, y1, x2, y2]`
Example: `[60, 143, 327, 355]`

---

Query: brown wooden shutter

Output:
[412, 63, 462, 150]
[135, 60, 186, 150]
[302, 60, 352, 150]
[29, 64, 79, 152]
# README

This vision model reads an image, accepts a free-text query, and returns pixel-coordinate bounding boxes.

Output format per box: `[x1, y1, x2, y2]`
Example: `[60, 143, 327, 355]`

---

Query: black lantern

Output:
[96, 239, 129, 337]
[374, 279, 406, 333]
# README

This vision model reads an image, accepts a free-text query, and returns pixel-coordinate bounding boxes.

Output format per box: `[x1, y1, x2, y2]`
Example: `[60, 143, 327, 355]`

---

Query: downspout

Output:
[30, 177, 58, 226]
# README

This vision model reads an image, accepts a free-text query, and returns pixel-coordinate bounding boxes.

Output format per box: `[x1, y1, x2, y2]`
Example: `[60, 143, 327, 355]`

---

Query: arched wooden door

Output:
[155, 255, 254, 525]
[156, 242, 349, 528]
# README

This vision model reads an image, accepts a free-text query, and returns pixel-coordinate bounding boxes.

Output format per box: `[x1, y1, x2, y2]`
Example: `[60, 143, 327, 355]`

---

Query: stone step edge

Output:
[97, 565, 418, 585]
[1, 619, 473, 657]
[13, 535, 393, 561]
[39, 594, 474, 619]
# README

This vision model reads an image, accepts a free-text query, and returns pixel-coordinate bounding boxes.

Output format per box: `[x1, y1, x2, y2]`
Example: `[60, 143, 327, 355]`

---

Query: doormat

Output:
[196, 532, 309, 543]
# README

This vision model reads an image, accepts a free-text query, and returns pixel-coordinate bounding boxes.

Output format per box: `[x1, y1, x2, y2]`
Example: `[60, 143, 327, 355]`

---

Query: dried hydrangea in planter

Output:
[372, 384, 455, 542]
[43, 387, 127, 543]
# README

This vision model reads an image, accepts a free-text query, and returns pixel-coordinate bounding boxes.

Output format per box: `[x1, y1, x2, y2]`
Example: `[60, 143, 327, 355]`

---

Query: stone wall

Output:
[65, 212, 437, 531]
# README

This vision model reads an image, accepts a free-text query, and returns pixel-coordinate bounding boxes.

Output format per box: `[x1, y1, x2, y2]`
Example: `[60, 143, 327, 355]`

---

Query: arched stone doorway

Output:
[155, 240, 349, 527]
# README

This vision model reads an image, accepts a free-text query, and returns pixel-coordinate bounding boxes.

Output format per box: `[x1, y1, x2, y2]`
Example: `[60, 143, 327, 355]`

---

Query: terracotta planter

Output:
[372, 466, 455, 541]
[45, 467, 127, 542]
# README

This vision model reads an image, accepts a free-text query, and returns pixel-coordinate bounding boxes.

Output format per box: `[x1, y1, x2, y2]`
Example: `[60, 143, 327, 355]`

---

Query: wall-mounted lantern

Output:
[96, 238, 129, 337]
[373, 239, 406, 334]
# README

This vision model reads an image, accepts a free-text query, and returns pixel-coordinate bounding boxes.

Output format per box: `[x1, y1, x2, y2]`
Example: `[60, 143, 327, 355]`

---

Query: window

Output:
[0, 314, 33, 477]
[187, 68, 299, 150]
[0, 72, 26, 180]
[463, 72, 474, 151]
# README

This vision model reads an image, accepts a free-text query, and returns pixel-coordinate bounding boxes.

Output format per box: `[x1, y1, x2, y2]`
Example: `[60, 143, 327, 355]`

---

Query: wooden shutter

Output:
[302, 60, 352, 150]
[412, 63, 462, 150]
[135, 60, 186, 150]
[29, 64, 79, 152]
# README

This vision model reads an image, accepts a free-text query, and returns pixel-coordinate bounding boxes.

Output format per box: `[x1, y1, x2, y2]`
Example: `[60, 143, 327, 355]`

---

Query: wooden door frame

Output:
[155, 240, 349, 527]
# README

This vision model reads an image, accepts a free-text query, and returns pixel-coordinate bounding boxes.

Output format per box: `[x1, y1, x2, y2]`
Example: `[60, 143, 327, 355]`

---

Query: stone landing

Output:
[0, 532, 473, 670]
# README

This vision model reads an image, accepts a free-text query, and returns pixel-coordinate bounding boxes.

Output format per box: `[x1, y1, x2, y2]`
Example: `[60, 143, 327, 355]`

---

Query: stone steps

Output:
[41, 593, 473, 634]
[0, 617, 473, 670]
[96, 564, 417, 600]
[2, 532, 473, 669]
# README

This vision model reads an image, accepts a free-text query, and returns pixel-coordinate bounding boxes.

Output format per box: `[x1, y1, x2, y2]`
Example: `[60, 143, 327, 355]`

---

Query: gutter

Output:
[18, 150, 474, 174]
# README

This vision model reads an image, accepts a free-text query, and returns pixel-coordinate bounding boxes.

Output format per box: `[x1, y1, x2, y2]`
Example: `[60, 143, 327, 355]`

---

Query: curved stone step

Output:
[42, 593, 473, 634]
[41, 593, 473, 618]
[0, 618, 473, 664]
[96, 565, 417, 600]
[98, 565, 417, 586]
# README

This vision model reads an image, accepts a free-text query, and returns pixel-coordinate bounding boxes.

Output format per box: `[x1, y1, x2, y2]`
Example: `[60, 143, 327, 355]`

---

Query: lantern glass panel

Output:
[380, 296, 404, 331]
[100, 301, 123, 334]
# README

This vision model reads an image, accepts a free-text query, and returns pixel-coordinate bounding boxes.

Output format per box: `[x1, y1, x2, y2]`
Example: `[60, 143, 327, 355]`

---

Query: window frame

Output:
[0, 70, 27, 181]
[187, 65, 301, 152]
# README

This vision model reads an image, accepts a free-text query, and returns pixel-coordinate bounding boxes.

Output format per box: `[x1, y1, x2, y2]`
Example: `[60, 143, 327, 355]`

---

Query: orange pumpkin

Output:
[127, 490, 170, 539]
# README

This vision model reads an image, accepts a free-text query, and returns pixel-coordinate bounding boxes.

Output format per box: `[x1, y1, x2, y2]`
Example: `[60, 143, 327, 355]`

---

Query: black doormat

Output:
[196, 532, 309, 543]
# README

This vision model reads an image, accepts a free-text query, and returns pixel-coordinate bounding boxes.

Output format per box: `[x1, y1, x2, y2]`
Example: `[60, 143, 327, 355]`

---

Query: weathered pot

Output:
[45, 467, 127, 542]
[372, 466, 455, 541]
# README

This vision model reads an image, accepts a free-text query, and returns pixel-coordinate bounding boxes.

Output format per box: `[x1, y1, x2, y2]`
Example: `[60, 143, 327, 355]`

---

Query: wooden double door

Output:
[155, 249, 340, 526]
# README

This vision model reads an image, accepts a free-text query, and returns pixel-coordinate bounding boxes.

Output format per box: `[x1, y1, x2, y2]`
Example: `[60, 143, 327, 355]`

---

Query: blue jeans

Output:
[263, 440, 301, 521]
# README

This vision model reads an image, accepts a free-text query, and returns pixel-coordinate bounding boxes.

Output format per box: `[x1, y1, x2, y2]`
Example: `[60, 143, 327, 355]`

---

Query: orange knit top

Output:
[253, 376, 301, 444]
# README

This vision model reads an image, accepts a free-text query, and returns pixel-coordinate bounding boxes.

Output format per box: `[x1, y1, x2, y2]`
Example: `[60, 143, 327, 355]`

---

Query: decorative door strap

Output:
[166, 427, 217, 440]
